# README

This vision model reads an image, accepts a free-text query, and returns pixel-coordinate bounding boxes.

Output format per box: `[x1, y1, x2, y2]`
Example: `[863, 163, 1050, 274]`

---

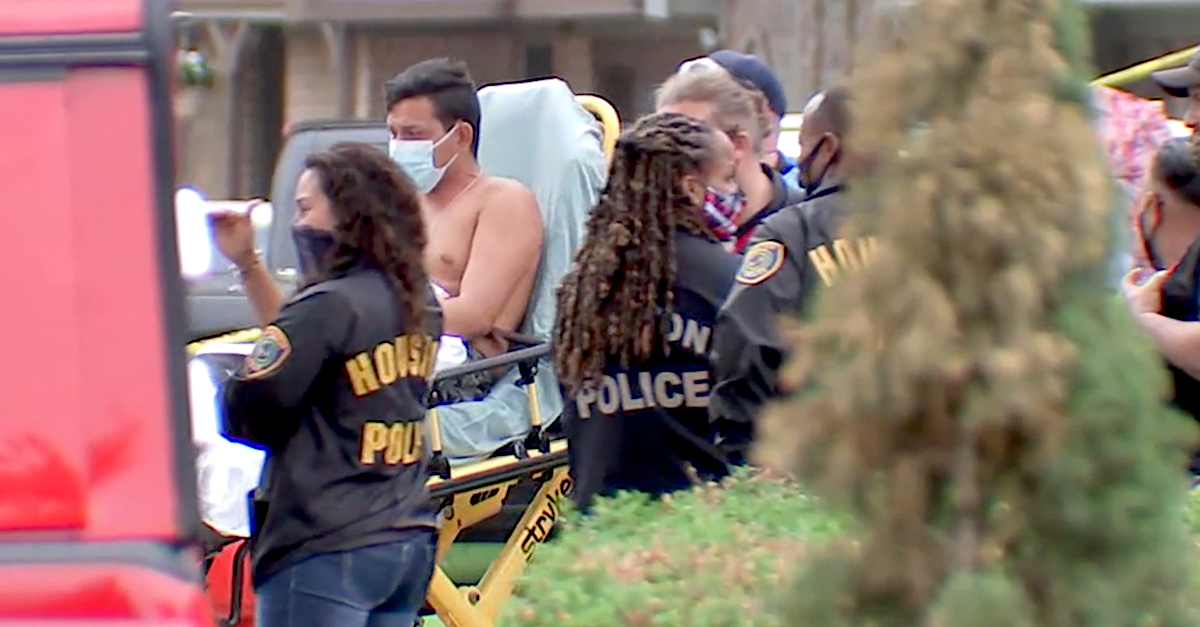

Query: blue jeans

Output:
[256, 531, 437, 627]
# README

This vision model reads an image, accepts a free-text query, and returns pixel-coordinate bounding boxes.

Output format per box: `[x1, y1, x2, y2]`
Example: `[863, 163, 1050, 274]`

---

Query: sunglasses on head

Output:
[676, 57, 761, 94]
[677, 57, 723, 74]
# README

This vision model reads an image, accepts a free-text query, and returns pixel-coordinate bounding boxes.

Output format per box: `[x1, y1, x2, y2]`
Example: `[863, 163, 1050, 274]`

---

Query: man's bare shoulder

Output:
[481, 175, 542, 227]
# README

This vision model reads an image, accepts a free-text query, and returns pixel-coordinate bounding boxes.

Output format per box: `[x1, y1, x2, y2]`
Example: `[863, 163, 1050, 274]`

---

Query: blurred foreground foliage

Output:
[506, 1, 1200, 626]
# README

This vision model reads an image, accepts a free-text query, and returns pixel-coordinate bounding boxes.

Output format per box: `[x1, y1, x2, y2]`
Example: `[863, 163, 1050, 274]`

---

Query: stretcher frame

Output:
[193, 93, 620, 627]
[423, 342, 569, 627]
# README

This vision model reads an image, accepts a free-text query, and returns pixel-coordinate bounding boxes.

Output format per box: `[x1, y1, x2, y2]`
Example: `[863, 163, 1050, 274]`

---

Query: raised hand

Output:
[207, 199, 264, 269]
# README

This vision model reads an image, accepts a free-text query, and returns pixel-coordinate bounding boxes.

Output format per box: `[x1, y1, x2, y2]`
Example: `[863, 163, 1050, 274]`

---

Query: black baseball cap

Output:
[1152, 46, 1200, 98]
[705, 50, 788, 118]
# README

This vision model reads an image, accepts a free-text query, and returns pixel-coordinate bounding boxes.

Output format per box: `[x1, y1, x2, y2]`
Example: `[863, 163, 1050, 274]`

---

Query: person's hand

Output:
[207, 199, 263, 269]
[1121, 267, 1167, 316]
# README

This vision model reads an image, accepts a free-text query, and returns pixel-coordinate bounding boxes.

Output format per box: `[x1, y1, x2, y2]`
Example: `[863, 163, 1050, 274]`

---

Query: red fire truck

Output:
[0, 0, 213, 623]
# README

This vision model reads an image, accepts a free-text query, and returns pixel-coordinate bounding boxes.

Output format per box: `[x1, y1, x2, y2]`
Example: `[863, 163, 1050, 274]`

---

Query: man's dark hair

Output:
[806, 86, 851, 138]
[384, 58, 481, 156]
[1153, 136, 1200, 207]
[303, 142, 430, 330]
[553, 112, 718, 394]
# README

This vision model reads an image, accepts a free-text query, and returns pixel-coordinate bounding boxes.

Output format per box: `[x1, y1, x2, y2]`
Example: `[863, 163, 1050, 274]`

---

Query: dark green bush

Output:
[504, 473, 1200, 627]
[502, 469, 847, 627]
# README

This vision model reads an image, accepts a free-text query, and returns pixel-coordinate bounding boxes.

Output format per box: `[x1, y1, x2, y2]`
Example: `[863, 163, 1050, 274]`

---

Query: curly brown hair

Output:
[302, 142, 430, 330]
[553, 112, 720, 394]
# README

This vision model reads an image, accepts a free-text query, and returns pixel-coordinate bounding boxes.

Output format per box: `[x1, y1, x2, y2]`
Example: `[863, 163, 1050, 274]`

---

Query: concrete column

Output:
[550, 30, 595, 93]
[319, 22, 353, 119]
[355, 31, 376, 119]
[205, 20, 252, 197]
[283, 27, 341, 127]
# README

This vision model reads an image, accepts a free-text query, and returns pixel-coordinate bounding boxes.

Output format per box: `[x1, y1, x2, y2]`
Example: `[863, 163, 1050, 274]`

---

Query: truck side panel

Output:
[0, 76, 91, 533]
[0, 0, 195, 543]
[0, 0, 209, 622]
[0, 0, 141, 36]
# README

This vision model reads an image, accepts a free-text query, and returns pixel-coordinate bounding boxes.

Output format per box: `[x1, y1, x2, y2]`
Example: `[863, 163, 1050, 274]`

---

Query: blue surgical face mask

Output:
[389, 124, 460, 194]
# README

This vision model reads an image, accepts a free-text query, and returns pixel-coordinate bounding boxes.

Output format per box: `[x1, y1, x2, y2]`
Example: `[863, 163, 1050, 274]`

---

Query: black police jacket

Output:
[222, 264, 443, 583]
[732, 164, 807, 253]
[710, 180, 870, 462]
[563, 231, 740, 509]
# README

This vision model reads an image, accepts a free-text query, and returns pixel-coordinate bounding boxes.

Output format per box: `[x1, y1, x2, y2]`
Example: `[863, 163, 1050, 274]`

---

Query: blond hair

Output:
[655, 68, 770, 147]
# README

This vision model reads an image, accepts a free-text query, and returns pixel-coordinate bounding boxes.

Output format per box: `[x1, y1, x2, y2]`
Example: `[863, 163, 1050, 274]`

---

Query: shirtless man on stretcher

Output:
[211, 58, 542, 374]
[385, 58, 544, 371]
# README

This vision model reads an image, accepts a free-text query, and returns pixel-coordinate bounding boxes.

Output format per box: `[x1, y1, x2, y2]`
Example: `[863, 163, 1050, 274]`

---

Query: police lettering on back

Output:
[345, 333, 438, 468]
[344, 334, 440, 397]
[808, 236, 879, 287]
[575, 311, 713, 418]
[359, 421, 424, 466]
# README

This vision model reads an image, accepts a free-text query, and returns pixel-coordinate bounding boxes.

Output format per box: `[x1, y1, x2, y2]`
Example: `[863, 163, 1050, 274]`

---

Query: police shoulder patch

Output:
[736, 240, 786, 285]
[238, 325, 292, 380]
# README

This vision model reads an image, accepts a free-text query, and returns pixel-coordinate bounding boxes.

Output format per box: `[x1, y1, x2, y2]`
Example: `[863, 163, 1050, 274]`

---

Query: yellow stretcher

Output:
[189, 89, 620, 627]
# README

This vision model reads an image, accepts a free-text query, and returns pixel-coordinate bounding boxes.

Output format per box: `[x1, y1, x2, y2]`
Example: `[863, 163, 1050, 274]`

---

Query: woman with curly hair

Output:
[554, 112, 741, 509]
[211, 142, 442, 627]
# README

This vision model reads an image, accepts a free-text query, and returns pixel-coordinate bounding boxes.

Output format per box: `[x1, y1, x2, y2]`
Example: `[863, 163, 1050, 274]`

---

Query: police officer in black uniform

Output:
[709, 87, 859, 464]
[1122, 136, 1200, 472]
[655, 67, 805, 253]
[215, 143, 442, 627]
[554, 112, 741, 509]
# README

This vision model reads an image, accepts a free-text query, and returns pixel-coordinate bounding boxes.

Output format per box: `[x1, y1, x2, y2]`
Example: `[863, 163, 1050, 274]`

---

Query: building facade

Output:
[174, 0, 1200, 200]
[174, 0, 722, 197]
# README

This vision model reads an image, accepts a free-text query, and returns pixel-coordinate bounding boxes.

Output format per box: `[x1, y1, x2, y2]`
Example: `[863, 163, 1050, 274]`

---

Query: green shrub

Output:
[502, 469, 847, 627]
[503, 0, 1200, 622]
[752, 0, 1200, 623]
[505, 475, 1200, 627]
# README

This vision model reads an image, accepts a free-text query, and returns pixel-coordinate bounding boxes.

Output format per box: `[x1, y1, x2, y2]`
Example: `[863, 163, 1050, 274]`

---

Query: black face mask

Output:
[292, 225, 337, 282]
[797, 135, 837, 194]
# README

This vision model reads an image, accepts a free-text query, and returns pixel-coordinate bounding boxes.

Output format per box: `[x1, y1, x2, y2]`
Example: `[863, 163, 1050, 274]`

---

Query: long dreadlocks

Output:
[554, 112, 720, 394]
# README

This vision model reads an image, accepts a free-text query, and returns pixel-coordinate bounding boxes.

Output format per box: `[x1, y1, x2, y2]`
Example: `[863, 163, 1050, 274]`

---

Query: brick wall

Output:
[176, 21, 706, 197]
[284, 26, 524, 125]
[281, 24, 702, 125]
[593, 34, 704, 117]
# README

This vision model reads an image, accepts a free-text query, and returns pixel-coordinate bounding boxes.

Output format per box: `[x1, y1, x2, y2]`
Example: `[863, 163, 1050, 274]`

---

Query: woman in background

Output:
[554, 112, 741, 509]
[213, 142, 442, 627]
